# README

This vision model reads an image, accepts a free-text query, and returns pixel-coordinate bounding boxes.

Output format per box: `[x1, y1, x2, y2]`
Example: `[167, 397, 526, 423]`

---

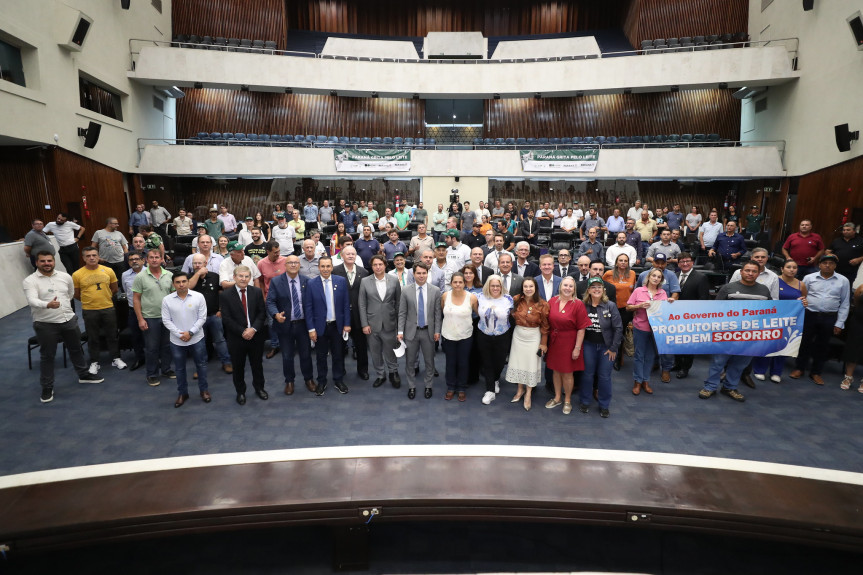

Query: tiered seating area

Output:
[471, 134, 732, 148]
[185, 133, 436, 148]
[171, 34, 283, 54]
[640, 32, 749, 54]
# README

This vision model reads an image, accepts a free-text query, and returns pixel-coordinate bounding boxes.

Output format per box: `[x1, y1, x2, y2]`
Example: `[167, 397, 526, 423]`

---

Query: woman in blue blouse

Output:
[475, 274, 514, 405]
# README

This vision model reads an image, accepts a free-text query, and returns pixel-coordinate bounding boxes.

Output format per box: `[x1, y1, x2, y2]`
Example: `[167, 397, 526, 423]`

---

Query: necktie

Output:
[561, 266, 567, 277]
[581, 275, 588, 282]
[240, 288, 248, 326]
[503, 275, 510, 292]
[291, 279, 301, 320]
[325, 279, 335, 321]
[348, 269, 354, 286]
[417, 286, 426, 328]
[680, 273, 688, 286]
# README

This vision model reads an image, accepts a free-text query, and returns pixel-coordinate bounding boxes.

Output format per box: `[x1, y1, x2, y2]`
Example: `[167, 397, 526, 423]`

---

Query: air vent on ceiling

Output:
[152, 95, 164, 111]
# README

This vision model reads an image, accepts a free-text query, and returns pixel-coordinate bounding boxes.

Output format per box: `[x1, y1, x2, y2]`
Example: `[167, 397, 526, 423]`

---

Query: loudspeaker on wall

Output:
[834, 123, 859, 153]
[78, 122, 102, 149]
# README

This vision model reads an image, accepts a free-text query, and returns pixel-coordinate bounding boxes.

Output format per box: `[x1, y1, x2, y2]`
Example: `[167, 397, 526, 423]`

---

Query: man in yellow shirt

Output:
[288, 210, 306, 238]
[73, 246, 126, 374]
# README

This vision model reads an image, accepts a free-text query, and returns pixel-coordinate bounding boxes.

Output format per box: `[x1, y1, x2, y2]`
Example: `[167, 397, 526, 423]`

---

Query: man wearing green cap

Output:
[219, 241, 262, 290]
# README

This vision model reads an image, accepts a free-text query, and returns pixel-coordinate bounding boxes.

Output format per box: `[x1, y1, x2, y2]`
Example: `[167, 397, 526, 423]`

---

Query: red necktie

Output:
[240, 288, 248, 322]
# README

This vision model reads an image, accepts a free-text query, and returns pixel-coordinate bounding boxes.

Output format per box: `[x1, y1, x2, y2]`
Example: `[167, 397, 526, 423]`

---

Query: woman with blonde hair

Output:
[626, 268, 667, 396]
[475, 274, 514, 405]
[545, 276, 591, 414]
[579, 277, 623, 418]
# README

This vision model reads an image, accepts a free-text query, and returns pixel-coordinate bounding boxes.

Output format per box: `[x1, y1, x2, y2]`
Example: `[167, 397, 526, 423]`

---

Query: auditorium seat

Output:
[707, 133, 721, 146]
[393, 137, 404, 147]
[360, 137, 372, 146]
[537, 137, 549, 146]
[371, 137, 383, 148]
[605, 136, 618, 148]
[222, 132, 235, 144]
[234, 132, 247, 144]
[415, 137, 424, 148]
[582, 136, 595, 145]
[526, 137, 537, 148]
[516, 137, 527, 147]
[201, 36, 214, 49]
[595, 136, 607, 146]
[666, 134, 680, 148]
[227, 38, 240, 52]
[382, 137, 394, 146]
[188, 35, 201, 48]
[350, 137, 361, 146]
[692, 133, 707, 147]
[339, 136, 350, 146]
[473, 138, 482, 148]
[239, 39, 252, 53]
[213, 37, 227, 51]
[494, 138, 505, 147]
[315, 135, 327, 146]
[246, 133, 259, 146]
[258, 134, 270, 145]
[304, 135, 316, 146]
[264, 41, 277, 54]
[550, 137, 561, 146]
[404, 137, 415, 148]
[323, 136, 339, 147]
[681, 133, 693, 146]
[172, 34, 186, 48]
[251, 40, 265, 54]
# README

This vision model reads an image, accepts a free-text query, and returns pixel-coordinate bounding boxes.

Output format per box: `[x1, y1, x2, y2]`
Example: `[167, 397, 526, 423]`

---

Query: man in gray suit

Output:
[397, 262, 442, 399]
[359, 254, 402, 388]
[496, 251, 524, 296]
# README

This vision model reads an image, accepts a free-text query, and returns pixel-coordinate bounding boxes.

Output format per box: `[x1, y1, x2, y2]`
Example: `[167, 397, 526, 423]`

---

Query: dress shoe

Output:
[457, 391, 466, 402]
[613, 360, 621, 371]
[445, 390, 455, 400]
[389, 372, 401, 388]
[255, 389, 269, 400]
[789, 369, 803, 379]
[511, 393, 524, 403]
[641, 381, 654, 394]
[284, 381, 295, 395]
[266, 348, 280, 359]
[373, 377, 386, 388]
[335, 381, 349, 394]
[632, 381, 641, 395]
[174, 393, 189, 408]
[741, 373, 756, 389]
[424, 387, 433, 399]
[352, 349, 358, 360]
[676, 370, 689, 379]
[592, 387, 598, 401]
[434, 370, 439, 377]
[408, 388, 416, 400]
[523, 396, 532, 411]
[129, 359, 145, 371]
[305, 379, 317, 393]
[358, 372, 369, 381]
[200, 390, 211, 403]
[661, 370, 671, 383]
[236, 393, 246, 405]
[222, 364, 233, 374]
[414, 367, 420, 376]
[810, 374, 825, 386]
[315, 382, 326, 396]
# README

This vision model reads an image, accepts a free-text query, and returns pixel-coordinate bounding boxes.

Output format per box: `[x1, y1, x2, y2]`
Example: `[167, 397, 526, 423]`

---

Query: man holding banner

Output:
[698, 262, 772, 402]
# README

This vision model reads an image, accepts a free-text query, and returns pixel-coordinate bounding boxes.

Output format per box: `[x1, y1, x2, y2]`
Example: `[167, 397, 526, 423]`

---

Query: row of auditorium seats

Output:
[171, 35, 279, 54]
[186, 133, 437, 148]
[640, 33, 749, 54]
[471, 134, 732, 149]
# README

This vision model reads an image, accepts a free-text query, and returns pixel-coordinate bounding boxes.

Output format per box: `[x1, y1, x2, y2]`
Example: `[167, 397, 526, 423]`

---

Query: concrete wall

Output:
[491, 37, 601, 59]
[744, 0, 863, 176]
[321, 38, 418, 60]
[0, 0, 172, 172]
[424, 32, 486, 59]
[423, 177, 489, 217]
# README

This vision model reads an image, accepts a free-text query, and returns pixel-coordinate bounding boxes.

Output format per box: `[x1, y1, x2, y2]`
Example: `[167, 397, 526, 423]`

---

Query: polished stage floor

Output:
[2, 305, 861, 477]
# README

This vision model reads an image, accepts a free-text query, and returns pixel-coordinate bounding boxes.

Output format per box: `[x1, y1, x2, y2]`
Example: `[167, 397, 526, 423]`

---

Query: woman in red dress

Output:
[545, 276, 591, 415]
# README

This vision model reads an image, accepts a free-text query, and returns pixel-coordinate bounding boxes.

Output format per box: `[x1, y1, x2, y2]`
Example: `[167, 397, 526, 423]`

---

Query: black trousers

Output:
[316, 321, 346, 385]
[276, 319, 314, 383]
[796, 310, 838, 376]
[58, 243, 80, 273]
[226, 334, 266, 394]
[348, 309, 368, 375]
[475, 330, 512, 393]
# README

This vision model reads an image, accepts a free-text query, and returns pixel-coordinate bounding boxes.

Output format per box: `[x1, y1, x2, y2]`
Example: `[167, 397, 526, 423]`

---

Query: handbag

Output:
[623, 324, 635, 357]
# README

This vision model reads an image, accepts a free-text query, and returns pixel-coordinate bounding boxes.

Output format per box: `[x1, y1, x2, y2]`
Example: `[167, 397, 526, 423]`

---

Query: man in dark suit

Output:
[359, 254, 402, 388]
[304, 256, 351, 395]
[535, 254, 562, 301]
[469, 247, 494, 286]
[514, 241, 540, 278]
[553, 249, 576, 279]
[397, 263, 442, 399]
[675, 252, 710, 379]
[219, 265, 268, 405]
[521, 209, 540, 246]
[332, 246, 370, 381]
[576, 260, 616, 302]
[496, 252, 523, 296]
[266, 254, 315, 395]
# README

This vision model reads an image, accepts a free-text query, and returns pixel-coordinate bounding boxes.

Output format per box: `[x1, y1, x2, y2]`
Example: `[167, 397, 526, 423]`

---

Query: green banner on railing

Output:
[520, 149, 599, 172]
[334, 149, 411, 172]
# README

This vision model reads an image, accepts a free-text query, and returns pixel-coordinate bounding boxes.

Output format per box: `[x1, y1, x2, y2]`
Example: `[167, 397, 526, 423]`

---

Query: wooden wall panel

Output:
[172, 0, 287, 49]
[176, 90, 425, 139]
[792, 155, 863, 247]
[623, 0, 748, 48]
[287, 0, 630, 36]
[484, 90, 740, 139]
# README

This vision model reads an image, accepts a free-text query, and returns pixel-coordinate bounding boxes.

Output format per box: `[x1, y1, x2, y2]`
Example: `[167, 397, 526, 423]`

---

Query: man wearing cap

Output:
[462, 221, 485, 250]
[220, 241, 262, 290]
[572, 201, 584, 224]
[790, 254, 850, 385]
[382, 229, 407, 261]
[201, 208, 225, 239]
[359, 254, 402, 389]
[743, 205, 764, 241]
[237, 216, 256, 247]
[271, 212, 296, 257]
[431, 243, 454, 290]
[445, 229, 471, 271]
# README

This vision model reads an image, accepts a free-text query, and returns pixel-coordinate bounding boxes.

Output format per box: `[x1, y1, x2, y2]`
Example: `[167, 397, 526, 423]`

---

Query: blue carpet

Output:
[1, 306, 861, 476]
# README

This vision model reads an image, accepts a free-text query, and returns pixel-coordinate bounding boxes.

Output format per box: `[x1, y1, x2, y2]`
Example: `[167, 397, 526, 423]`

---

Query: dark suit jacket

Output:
[677, 269, 710, 301]
[534, 274, 562, 301]
[499, 273, 524, 296]
[332, 263, 369, 318]
[553, 264, 576, 279]
[266, 273, 308, 331]
[576, 279, 617, 302]
[475, 265, 494, 286]
[521, 218, 539, 237]
[304, 274, 351, 335]
[220, 285, 266, 341]
[516, 260, 540, 278]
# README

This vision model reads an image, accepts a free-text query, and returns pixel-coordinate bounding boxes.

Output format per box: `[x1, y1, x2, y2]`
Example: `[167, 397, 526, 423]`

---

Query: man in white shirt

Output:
[237, 216, 255, 247]
[217, 205, 238, 237]
[44, 212, 85, 274]
[24, 251, 103, 403]
[484, 234, 508, 273]
[173, 209, 195, 237]
[560, 208, 579, 233]
[606, 232, 638, 267]
[572, 201, 584, 223]
[378, 207, 397, 231]
[270, 212, 296, 256]
[626, 200, 643, 221]
[220, 241, 262, 289]
[444, 229, 471, 271]
[475, 201, 491, 222]
[408, 223, 435, 256]
[161, 272, 209, 408]
[698, 210, 724, 256]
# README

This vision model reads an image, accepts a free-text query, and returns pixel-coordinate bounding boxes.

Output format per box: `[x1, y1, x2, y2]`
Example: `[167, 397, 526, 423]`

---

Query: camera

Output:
[449, 189, 459, 204]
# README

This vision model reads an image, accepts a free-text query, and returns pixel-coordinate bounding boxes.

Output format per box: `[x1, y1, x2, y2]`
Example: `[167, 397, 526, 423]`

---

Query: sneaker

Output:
[841, 375, 853, 390]
[753, 373, 765, 381]
[599, 408, 610, 418]
[770, 375, 781, 383]
[698, 388, 715, 399]
[720, 387, 745, 402]
[112, 358, 127, 370]
[88, 362, 100, 375]
[494, 380, 500, 394]
[78, 373, 104, 384]
[162, 370, 177, 379]
[578, 403, 590, 414]
[40, 388, 54, 403]
[147, 377, 161, 386]
[545, 398, 562, 409]
[481, 391, 496, 405]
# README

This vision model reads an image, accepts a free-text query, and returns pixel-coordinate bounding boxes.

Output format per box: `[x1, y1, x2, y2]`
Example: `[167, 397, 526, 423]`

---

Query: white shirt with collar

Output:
[542, 275, 554, 298]
[161, 290, 207, 346]
[23, 270, 77, 324]
[374, 274, 388, 300]
[234, 285, 253, 328]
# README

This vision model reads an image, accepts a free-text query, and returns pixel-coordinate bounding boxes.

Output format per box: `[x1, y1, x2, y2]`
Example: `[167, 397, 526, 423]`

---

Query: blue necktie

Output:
[291, 278, 301, 320]
[325, 279, 335, 321]
[417, 286, 426, 328]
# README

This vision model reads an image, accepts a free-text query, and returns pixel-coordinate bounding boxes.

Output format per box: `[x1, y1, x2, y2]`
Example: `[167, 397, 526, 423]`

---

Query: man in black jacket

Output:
[332, 246, 370, 381]
[219, 265, 268, 405]
[674, 252, 710, 379]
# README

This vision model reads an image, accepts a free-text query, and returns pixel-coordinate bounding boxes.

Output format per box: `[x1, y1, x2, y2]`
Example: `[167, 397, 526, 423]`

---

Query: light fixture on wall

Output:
[240, 85, 249, 92]
[372, 92, 379, 98]
[576, 91, 584, 97]
[718, 82, 728, 89]
[623, 88, 632, 95]
[534, 92, 542, 99]
[194, 82, 203, 89]
[493, 93, 500, 99]
[670, 85, 679, 93]
[284, 87, 293, 94]
[330, 90, 337, 96]
[412, 93, 419, 99]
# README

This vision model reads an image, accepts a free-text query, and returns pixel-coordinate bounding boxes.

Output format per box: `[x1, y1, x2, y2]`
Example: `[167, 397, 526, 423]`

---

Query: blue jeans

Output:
[127, 307, 145, 361]
[443, 337, 472, 391]
[203, 314, 232, 366]
[171, 339, 208, 395]
[581, 341, 613, 409]
[143, 317, 172, 377]
[704, 354, 752, 391]
[752, 356, 786, 377]
[266, 314, 280, 349]
[632, 328, 656, 384]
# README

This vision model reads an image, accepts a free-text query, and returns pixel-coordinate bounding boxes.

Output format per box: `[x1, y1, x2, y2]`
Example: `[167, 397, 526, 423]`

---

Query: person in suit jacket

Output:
[469, 247, 494, 287]
[553, 249, 576, 279]
[397, 263, 442, 399]
[359, 254, 402, 388]
[266, 254, 314, 395]
[514, 242, 540, 278]
[332, 246, 370, 380]
[219, 265, 268, 405]
[303, 256, 351, 395]
[576, 260, 617, 302]
[674, 252, 710, 379]
[521, 210, 540, 245]
[535, 254, 562, 301]
[496, 252, 524, 296]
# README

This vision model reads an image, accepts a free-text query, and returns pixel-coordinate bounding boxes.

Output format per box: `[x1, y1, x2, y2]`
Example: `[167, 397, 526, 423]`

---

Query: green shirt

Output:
[746, 214, 764, 234]
[132, 266, 174, 318]
[395, 211, 410, 229]
[145, 232, 162, 250]
[202, 219, 225, 238]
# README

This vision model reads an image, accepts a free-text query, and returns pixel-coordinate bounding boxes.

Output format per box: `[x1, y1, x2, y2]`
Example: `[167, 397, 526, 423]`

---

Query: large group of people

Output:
[22, 196, 863, 415]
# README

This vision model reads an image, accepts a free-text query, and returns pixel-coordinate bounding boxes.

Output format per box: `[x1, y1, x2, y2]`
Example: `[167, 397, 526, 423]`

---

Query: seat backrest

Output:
[350, 137, 361, 144]
[382, 137, 393, 144]
[681, 133, 693, 142]
[516, 137, 526, 144]
[259, 134, 270, 141]
[361, 137, 371, 144]
[234, 132, 247, 140]
[371, 137, 382, 144]
[316, 135, 327, 143]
